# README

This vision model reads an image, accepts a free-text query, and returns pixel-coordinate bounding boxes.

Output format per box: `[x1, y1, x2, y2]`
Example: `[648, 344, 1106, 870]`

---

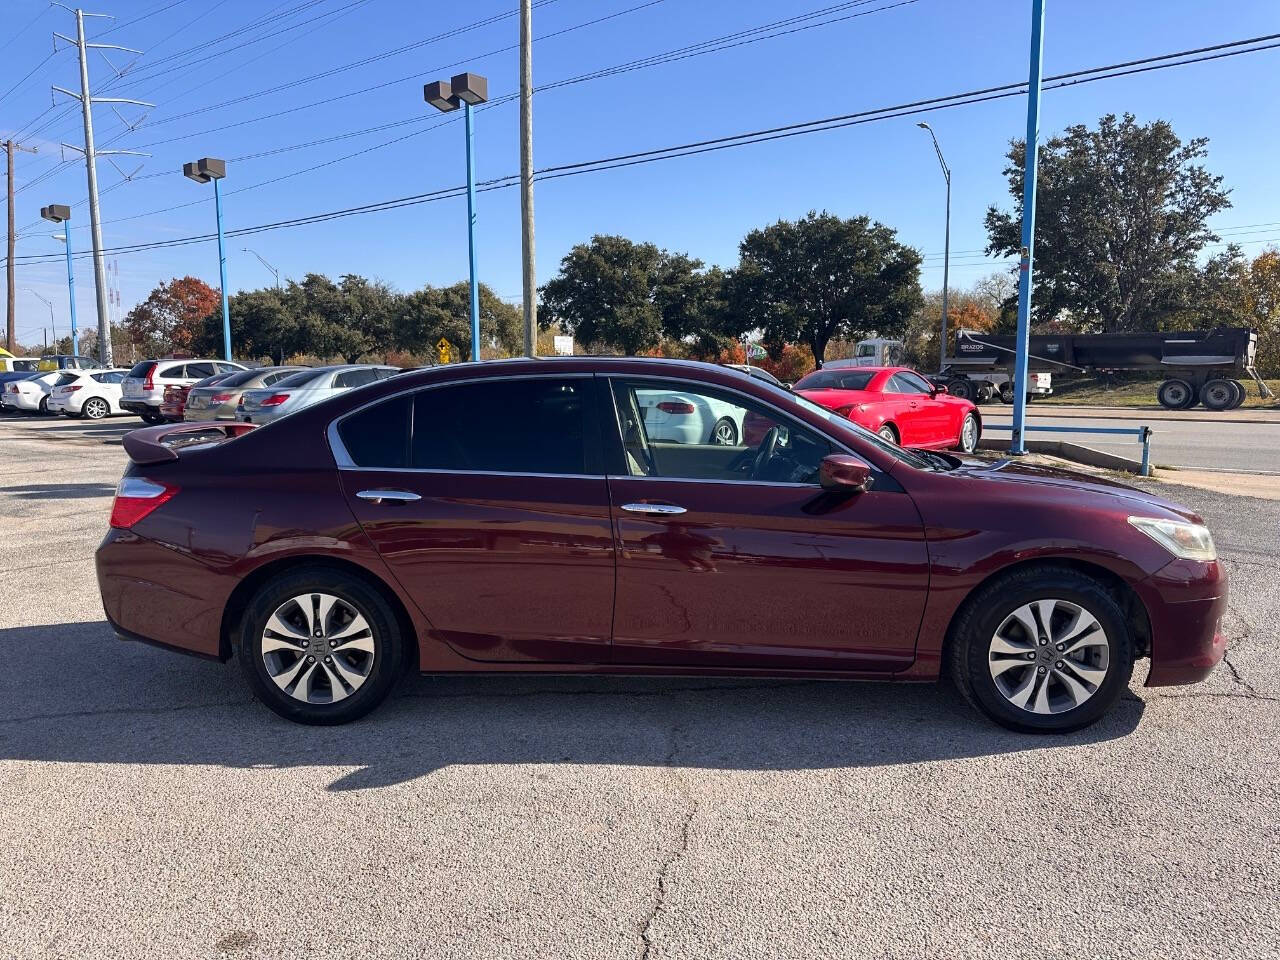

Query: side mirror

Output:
[930, 383, 948, 397]
[819, 454, 872, 494]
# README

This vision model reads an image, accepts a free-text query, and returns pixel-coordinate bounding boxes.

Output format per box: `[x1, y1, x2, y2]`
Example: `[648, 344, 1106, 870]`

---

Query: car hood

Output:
[948, 456, 1203, 524]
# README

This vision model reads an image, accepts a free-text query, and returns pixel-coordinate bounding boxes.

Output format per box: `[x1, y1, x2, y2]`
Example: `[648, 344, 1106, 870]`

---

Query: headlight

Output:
[1127, 516, 1217, 561]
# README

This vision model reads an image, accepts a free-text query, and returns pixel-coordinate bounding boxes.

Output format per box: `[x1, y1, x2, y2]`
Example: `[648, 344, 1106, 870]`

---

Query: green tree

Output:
[195, 288, 298, 362]
[727, 211, 922, 366]
[985, 113, 1233, 332]
[394, 282, 521, 361]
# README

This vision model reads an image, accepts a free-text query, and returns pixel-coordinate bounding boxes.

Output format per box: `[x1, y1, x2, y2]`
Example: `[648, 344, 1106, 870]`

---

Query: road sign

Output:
[746, 343, 766, 360]
[553, 335, 574, 356]
[436, 338, 453, 364]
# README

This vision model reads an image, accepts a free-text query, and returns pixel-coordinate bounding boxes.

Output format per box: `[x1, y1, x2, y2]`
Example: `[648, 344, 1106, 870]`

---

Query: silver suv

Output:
[121, 358, 246, 424]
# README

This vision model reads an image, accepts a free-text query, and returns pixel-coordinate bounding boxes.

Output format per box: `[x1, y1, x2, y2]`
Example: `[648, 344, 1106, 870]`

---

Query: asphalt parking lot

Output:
[1, 413, 1277, 960]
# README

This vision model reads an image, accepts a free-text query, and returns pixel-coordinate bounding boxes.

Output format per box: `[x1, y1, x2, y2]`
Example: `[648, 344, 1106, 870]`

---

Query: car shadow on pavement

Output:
[0, 482, 118, 499]
[0, 622, 1145, 792]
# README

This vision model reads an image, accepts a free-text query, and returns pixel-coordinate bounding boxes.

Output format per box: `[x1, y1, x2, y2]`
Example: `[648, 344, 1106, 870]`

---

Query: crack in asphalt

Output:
[638, 721, 697, 960]
[0, 698, 254, 725]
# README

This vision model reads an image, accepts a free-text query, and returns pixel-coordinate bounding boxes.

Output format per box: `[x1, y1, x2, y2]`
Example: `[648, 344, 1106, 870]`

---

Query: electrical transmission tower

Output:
[50, 3, 151, 367]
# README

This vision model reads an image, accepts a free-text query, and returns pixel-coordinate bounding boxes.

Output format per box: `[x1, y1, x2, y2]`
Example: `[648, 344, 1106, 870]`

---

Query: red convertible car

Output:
[792, 366, 980, 453]
[96, 357, 1225, 733]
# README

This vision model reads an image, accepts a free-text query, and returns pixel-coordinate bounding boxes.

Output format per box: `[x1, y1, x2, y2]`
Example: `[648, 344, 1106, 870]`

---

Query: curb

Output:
[978, 437, 1144, 474]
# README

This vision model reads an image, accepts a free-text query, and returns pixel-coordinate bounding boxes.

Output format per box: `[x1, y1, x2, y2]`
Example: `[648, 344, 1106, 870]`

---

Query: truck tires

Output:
[1157, 378, 1196, 410]
[1200, 378, 1237, 411]
[1227, 380, 1247, 409]
[998, 383, 1015, 405]
[947, 379, 975, 402]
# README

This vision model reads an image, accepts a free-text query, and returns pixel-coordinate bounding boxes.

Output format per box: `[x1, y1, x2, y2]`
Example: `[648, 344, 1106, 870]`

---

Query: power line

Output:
[9, 30, 1280, 267]
[0, 5, 49, 57]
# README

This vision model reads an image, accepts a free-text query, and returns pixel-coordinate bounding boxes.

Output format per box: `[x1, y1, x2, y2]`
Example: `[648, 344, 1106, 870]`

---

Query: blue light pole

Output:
[1010, 0, 1047, 454]
[41, 204, 78, 357]
[183, 157, 233, 362]
[426, 72, 489, 361]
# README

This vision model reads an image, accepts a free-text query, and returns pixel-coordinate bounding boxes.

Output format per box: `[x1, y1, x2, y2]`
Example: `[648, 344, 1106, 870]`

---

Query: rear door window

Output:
[185, 362, 217, 378]
[334, 368, 379, 389]
[411, 377, 592, 475]
[157, 363, 187, 379]
[336, 397, 411, 469]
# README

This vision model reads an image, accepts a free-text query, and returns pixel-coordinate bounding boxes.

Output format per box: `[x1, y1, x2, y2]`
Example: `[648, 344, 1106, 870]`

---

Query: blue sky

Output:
[3, 0, 1278, 347]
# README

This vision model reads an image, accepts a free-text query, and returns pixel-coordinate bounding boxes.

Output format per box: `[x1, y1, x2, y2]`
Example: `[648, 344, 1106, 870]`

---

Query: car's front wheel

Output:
[237, 567, 406, 724]
[957, 413, 980, 453]
[948, 565, 1134, 733]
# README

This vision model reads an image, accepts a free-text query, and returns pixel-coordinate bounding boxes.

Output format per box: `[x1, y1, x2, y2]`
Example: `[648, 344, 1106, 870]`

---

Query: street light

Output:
[40, 204, 79, 358]
[917, 122, 952, 370]
[242, 247, 280, 290]
[183, 157, 232, 361]
[24, 288, 56, 349]
[425, 71, 488, 361]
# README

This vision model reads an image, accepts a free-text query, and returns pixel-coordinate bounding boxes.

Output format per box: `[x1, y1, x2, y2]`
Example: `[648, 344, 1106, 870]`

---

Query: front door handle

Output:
[356, 489, 422, 504]
[621, 502, 687, 515]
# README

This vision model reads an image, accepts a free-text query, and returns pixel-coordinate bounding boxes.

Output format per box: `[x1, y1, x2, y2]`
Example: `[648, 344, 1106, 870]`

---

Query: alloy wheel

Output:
[84, 397, 108, 420]
[260, 593, 376, 704]
[712, 418, 738, 445]
[987, 598, 1110, 715]
[960, 416, 978, 452]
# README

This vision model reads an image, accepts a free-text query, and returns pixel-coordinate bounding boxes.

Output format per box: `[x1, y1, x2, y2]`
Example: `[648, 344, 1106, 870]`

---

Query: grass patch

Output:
[1046, 376, 1280, 408]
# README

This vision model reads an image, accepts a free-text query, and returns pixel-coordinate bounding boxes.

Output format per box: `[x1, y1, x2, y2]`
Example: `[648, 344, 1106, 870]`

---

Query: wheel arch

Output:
[219, 554, 419, 670]
[940, 556, 1152, 666]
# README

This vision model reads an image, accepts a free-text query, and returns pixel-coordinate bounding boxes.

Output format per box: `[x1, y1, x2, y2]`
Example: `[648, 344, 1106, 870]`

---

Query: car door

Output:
[335, 374, 616, 663]
[604, 376, 929, 672]
[890, 372, 952, 446]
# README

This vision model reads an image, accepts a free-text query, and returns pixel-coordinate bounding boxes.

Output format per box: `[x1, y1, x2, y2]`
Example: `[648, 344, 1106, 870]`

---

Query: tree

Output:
[123, 277, 221, 356]
[727, 211, 922, 366]
[985, 113, 1233, 332]
[195, 288, 298, 362]
[394, 282, 521, 361]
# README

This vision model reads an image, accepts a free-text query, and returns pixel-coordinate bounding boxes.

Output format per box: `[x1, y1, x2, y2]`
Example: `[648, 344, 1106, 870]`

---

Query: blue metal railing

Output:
[983, 422, 1153, 476]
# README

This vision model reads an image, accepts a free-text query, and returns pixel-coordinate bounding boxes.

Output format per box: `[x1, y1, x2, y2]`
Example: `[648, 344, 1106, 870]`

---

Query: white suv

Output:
[121, 358, 246, 424]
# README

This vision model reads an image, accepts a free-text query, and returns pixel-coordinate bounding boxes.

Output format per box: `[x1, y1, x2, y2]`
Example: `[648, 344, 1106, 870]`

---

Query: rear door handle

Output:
[356, 489, 421, 504]
[621, 502, 687, 515]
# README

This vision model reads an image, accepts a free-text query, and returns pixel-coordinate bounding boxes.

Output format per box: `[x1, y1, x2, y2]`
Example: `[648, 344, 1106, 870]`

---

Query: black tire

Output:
[140, 412, 165, 425]
[877, 423, 899, 444]
[709, 416, 738, 446]
[998, 383, 1015, 405]
[956, 413, 980, 453]
[82, 396, 109, 420]
[236, 566, 407, 725]
[38, 396, 49, 415]
[947, 378, 975, 402]
[1226, 380, 1246, 410]
[1157, 378, 1194, 410]
[947, 564, 1135, 734]
[975, 383, 995, 404]
[1200, 378, 1236, 412]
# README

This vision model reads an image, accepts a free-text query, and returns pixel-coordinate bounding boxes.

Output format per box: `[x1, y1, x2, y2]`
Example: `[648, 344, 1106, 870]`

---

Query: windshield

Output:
[794, 369, 876, 391]
[752, 379, 935, 470]
[273, 369, 326, 389]
[127, 361, 155, 378]
[54, 373, 79, 386]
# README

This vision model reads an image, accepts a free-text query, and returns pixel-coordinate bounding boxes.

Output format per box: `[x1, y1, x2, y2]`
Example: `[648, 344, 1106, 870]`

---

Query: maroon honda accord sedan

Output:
[95, 357, 1227, 732]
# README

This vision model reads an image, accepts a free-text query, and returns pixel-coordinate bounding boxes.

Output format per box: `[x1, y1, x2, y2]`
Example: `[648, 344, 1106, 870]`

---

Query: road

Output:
[996, 403, 1280, 474]
[1, 414, 1278, 960]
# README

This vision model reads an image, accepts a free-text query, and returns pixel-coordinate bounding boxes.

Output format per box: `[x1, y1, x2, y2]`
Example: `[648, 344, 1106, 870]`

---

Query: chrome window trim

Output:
[327, 371, 596, 471]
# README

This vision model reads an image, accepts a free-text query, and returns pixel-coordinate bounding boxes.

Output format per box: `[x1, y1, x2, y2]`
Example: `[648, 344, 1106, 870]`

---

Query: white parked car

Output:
[120, 358, 246, 424]
[48, 368, 129, 419]
[635, 387, 746, 445]
[0, 356, 41, 373]
[1, 370, 63, 414]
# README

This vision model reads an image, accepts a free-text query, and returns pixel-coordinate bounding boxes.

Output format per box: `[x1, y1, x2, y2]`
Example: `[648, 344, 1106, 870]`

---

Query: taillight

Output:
[142, 363, 157, 391]
[66, 385, 82, 392]
[657, 401, 695, 414]
[260, 393, 290, 407]
[835, 404, 865, 417]
[208, 393, 231, 404]
[109, 476, 179, 529]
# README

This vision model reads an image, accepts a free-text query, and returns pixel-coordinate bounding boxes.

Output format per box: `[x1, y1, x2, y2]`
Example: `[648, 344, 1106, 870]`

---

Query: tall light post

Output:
[40, 204, 79, 358]
[242, 247, 280, 290]
[183, 157, 232, 361]
[425, 72, 488, 362]
[25, 288, 56, 349]
[917, 122, 951, 370]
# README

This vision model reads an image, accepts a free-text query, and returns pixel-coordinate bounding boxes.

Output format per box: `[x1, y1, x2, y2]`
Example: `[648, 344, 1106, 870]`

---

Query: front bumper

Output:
[1136, 558, 1229, 687]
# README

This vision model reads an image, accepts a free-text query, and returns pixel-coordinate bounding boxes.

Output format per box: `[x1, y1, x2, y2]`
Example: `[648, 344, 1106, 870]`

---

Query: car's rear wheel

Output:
[947, 565, 1134, 733]
[140, 412, 165, 425]
[82, 396, 109, 420]
[957, 413, 980, 453]
[877, 423, 898, 444]
[237, 567, 406, 725]
[710, 416, 738, 446]
[38, 396, 49, 415]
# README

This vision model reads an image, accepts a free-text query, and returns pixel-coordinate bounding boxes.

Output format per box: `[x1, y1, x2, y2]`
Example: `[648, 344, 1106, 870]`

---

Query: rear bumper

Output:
[1137, 558, 1229, 687]
[121, 399, 160, 414]
[96, 529, 232, 660]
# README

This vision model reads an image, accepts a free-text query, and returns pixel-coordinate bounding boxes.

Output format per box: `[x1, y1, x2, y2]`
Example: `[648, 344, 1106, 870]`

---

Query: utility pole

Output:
[519, 0, 537, 356]
[1010, 0, 1047, 454]
[4, 139, 38, 354]
[51, 4, 150, 367]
